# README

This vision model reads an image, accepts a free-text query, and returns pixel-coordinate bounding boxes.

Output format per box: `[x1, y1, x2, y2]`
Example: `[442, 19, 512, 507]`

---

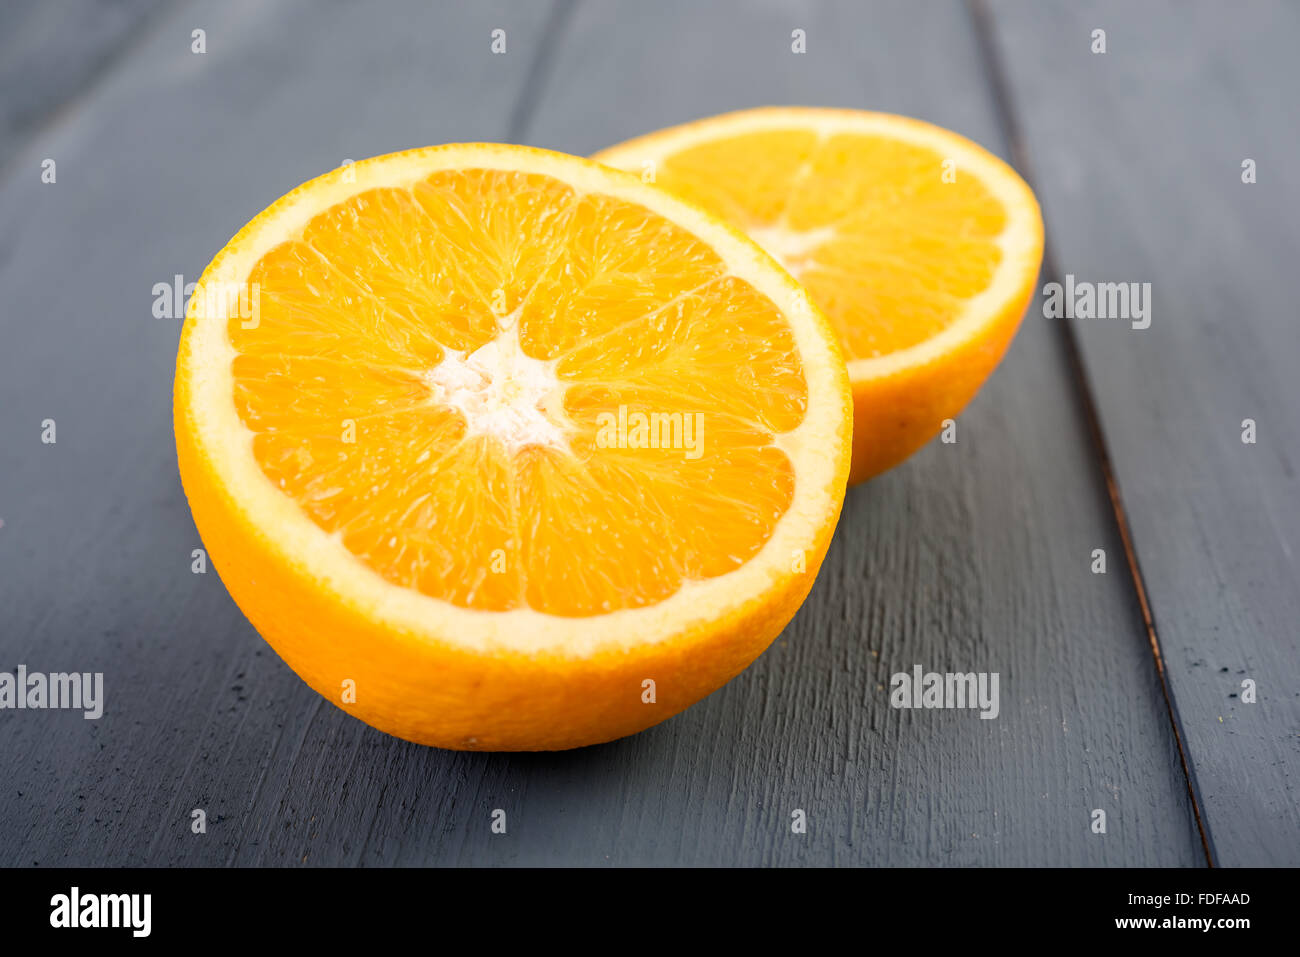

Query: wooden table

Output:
[1, 0, 1295, 867]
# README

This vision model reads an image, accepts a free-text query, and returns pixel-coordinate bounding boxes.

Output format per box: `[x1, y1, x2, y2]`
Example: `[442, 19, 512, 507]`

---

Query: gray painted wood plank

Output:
[0, 0, 173, 173]
[518, 0, 1202, 867]
[1, 0, 1200, 866]
[0, 0, 558, 867]
[985, 0, 1300, 866]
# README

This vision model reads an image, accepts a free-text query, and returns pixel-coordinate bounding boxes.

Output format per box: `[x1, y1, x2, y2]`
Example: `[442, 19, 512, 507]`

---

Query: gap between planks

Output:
[965, 0, 1217, 868]
[505, 0, 580, 143]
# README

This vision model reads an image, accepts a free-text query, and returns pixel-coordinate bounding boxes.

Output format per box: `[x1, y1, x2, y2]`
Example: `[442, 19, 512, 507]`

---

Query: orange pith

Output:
[230, 169, 807, 618]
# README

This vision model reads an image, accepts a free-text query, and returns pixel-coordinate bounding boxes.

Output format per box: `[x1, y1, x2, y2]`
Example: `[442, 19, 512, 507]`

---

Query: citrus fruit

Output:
[594, 108, 1044, 484]
[174, 144, 852, 751]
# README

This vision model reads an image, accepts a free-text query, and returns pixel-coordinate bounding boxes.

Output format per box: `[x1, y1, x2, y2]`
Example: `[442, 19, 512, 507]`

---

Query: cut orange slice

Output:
[594, 108, 1044, 484]
[174, 144, 851, 751]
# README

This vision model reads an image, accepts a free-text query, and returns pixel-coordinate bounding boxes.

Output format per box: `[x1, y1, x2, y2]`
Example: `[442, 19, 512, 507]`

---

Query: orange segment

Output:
[594, 108, 1045, 483]
[175, 144, 851, 750]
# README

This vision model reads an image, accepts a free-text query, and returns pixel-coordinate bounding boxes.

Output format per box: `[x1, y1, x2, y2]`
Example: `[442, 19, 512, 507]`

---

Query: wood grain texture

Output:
[521, 0, 1202, 867]
[0, 0, 1204, 865]
[984, 0, 1300, 866]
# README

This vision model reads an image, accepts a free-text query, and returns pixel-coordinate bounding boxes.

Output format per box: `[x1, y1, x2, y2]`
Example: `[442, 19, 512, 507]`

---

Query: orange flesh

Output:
[229, 169, 807, 617]
[647, 130, 1009, 358]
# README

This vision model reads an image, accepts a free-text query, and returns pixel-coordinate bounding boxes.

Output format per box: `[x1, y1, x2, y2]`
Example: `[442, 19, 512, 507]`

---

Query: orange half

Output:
[595, 108, 1044, 483]
[174, 144, 851, 750]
